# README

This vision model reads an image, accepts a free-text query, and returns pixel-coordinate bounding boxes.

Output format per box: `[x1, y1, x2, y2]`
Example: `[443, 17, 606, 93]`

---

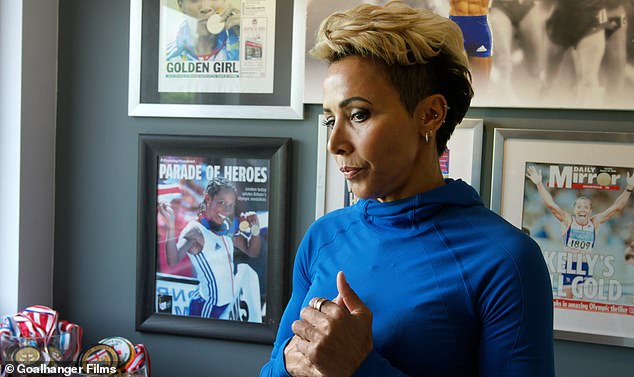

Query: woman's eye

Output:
[350, 110, 369, 123]
[322, 117, 335, 129]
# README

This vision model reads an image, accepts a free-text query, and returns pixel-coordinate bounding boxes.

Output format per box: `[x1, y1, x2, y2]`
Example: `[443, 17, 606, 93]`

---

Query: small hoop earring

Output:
[425, 132, 430, 144]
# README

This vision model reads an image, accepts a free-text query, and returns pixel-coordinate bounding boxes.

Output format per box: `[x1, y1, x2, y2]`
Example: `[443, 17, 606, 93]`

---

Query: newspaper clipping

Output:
[158, 0, 276, 93]
[523, 162, 634, 338]
[154, 155, 270, 323]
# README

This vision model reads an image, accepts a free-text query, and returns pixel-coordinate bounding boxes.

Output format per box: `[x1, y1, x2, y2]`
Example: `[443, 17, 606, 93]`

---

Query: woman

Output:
[261, 2, 555, 376]
[160, 177, 261, 320]
[166, 0, 241, 61]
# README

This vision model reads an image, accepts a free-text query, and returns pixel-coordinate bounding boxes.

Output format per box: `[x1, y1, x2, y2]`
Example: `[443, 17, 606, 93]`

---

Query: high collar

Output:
[356, 179, 483, 234]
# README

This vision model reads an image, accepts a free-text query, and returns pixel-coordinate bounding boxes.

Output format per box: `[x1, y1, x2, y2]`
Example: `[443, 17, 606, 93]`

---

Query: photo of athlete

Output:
[526, 165, 634, 298]
[542, 0, 610, 107]
[601, 0, 630, 107]
[158, 177, 262, 321]
[303, 0, 634, 108]
[449, 0, 492, 95]
[488, 0, 548, 105]
[165, 0, 241, 61]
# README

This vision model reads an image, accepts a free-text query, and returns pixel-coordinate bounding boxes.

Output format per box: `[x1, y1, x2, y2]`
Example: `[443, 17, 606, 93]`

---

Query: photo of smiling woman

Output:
[156, 155, 270, 323]
[164, 0, 241, 62]
[158, 175, 264, 322]
[261, 1, 555, 376]
[157, 0, 278, 94]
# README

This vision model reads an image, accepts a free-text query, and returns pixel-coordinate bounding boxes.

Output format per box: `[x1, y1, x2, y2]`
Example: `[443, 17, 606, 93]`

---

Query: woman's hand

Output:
[222, 6, 241, 33]
[526, 165, 542, 185]
[290, 272, 373, 377]
[246, 212, 259, 227]
[284, 336, 325, 377]
[158, 202, 175, 228]
[183, 227, 204, 254]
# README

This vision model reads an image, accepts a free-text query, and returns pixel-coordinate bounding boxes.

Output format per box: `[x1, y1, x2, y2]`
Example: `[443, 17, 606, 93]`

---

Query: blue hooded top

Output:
[261, 179, 555, 377]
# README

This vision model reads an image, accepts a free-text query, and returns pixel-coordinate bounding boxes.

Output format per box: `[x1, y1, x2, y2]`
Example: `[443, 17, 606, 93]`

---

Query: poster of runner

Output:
[522, 162, 634, 340]
[304, 0, 634, 110]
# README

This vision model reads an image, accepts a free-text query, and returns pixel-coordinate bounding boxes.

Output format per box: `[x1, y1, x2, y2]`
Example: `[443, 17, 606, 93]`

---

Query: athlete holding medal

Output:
[526, 165, 634, 298]
[159, 177, 262, 321]
[167, 0, 241, 61]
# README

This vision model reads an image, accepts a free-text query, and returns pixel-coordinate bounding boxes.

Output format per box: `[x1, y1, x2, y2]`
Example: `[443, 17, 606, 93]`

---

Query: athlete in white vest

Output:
[526, 166, 634, 298]
[161, 177, 262, 321]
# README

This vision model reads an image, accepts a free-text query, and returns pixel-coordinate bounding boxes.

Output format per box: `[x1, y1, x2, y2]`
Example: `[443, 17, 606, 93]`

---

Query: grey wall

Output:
[55, 0, 634, 376]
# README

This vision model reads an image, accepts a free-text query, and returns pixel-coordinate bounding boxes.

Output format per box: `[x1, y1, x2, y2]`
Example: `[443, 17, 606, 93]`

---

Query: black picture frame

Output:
[137, 134, 291, 343]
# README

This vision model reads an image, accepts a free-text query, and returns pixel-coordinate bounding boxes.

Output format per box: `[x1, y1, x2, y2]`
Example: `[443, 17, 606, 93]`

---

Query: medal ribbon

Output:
[1, 315, 19, 337]
[58, 319, 83, 359]
[13, 314, 39, 338]
[126, 343, 150, 374]
[0, 327, 11, 339]
[22, 305, 58, 344]
[0, 326, 12, 369]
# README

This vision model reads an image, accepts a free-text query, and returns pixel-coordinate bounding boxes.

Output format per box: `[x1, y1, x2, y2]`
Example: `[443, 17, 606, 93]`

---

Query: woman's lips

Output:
[340, 166, 362, 179]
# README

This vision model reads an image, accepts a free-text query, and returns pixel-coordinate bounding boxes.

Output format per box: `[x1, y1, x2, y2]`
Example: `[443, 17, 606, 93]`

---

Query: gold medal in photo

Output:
[206, 14, 225, 35]
[239, 220, 250, 232]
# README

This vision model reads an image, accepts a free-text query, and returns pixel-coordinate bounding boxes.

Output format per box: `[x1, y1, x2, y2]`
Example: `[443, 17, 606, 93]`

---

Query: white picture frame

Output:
[128, 0, 305, 119]
[490, 128, 634, 347]
[315, 118, 483, 218]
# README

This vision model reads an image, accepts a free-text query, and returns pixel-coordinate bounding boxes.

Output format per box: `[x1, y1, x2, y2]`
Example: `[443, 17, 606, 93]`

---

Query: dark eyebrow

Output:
[323, 96, 372, 113]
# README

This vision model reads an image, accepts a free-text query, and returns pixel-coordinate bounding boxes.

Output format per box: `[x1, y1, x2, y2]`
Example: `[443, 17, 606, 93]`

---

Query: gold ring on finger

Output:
[312, 297, 327, 312]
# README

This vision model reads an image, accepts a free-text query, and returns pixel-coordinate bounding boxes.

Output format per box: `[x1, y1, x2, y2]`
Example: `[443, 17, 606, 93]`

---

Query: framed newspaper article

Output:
[304, 0, 633, 110]
[136, 134, 291, 343]
[491, 128, 634, 347]
[128, 0, 305, 119]
[315, 117, 483, 218]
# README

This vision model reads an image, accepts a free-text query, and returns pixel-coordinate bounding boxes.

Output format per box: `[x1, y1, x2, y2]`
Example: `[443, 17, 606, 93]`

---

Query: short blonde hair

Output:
[310, 0, 473, 155]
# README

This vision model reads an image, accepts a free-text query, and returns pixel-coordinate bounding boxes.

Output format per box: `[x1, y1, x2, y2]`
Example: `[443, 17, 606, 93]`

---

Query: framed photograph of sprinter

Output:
[128, 0, 305, 119]
[315, 117, 483, 218]
[136, 134, 291, 343]
[304, 0, 634, 110]
[490, 128, 634, 347]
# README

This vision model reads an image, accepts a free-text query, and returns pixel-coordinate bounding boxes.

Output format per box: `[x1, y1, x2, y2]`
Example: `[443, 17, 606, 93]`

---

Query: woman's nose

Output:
[200, 0, 214, 13]
[327, 122, 352, 156]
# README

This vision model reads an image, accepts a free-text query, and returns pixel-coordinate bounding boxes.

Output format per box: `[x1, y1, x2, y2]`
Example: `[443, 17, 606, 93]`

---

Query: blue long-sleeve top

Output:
[261, 180, 555, 376]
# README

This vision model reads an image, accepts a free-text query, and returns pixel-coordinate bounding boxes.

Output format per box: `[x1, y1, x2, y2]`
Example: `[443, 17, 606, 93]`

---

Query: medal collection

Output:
[0, 306, 150, 376]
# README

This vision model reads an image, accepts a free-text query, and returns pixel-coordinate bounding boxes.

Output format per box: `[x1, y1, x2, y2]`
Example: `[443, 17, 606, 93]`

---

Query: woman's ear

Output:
[416, 94, 448, 136]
